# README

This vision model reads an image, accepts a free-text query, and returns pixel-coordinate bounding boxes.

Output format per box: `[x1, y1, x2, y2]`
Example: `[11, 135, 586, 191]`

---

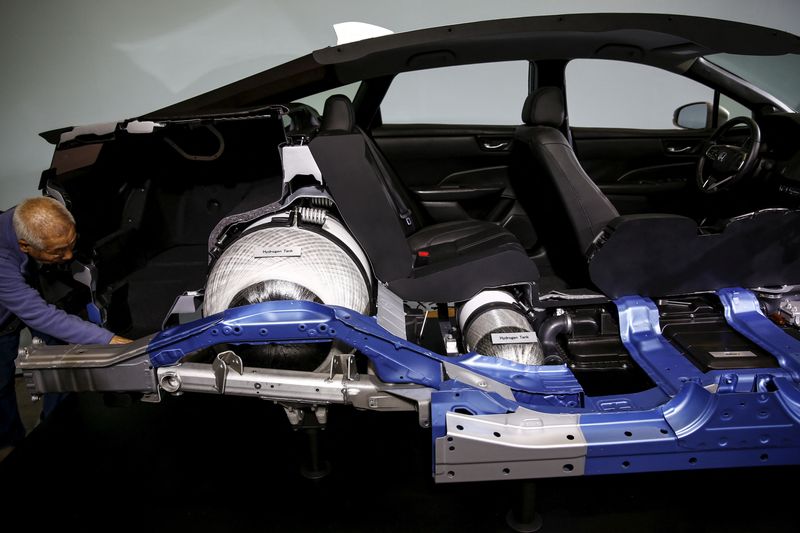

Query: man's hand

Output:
[110, 335, 133, 344]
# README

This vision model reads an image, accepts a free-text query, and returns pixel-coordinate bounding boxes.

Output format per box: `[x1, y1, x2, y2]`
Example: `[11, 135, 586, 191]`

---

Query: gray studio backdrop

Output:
[2, 0, 799, 210]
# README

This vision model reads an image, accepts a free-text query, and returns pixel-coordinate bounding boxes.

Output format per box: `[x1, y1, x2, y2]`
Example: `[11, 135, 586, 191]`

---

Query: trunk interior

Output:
[48, 116, 287, 337]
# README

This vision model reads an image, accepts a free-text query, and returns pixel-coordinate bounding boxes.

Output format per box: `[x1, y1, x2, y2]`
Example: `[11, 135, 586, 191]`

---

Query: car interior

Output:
[38, 46, 800, 341]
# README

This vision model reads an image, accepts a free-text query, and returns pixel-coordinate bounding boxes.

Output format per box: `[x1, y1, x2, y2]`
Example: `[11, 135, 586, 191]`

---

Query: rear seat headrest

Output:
[321, 94, 355, 133]
[521, 87, 565, 127]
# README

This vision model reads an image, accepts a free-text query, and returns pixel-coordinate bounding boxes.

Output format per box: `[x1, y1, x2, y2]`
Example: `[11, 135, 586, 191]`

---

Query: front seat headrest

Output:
[320, 94, 355, 133]
[521, 87, 565, 127]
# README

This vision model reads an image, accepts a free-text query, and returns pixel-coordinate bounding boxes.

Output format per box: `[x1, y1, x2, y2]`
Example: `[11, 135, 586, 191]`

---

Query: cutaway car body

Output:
[18, 13, 800, 486]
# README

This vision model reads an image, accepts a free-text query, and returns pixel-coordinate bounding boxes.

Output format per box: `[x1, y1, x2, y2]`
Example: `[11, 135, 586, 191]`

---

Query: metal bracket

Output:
[282, 404, 327, 427]
[283, 405, 305, 426]
[213, 350, 243, 394]
[383, 386, 433, 428]
[141, 389, 162, 403]
[328, 353, 358, 382]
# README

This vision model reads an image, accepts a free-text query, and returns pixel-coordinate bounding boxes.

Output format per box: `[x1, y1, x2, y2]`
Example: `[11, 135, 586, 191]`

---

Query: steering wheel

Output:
[696, 116, 761, 194]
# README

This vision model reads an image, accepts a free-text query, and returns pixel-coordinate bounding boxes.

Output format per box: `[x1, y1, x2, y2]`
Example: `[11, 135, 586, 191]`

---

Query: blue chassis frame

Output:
[147, 287, 800, 478]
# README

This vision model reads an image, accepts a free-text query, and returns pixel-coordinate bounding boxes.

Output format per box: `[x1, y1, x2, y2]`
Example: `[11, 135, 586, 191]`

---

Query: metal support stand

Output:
[284, 405, 332, 480]
[505, 480, 542, 532]
[299, 426, 331, 480]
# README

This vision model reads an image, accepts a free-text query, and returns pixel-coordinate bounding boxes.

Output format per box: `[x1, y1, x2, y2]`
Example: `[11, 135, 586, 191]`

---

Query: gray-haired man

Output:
[0, 197, 130, 450]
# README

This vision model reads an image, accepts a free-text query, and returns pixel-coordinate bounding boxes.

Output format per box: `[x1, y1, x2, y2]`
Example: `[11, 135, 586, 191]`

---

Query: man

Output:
[1, 196, 131, 449]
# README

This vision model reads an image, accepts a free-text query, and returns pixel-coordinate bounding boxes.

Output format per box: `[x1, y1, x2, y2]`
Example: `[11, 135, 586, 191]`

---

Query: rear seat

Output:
[308, 94, 538, 302]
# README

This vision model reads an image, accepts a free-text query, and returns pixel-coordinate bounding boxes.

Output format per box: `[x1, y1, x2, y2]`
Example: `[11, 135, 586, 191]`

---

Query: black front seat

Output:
[510, 86, 619, 287]
[308, 94, 539, 302]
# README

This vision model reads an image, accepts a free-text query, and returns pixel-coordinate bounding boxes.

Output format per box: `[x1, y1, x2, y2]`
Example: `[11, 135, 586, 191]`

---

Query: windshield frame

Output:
[703, 53, 800, 112]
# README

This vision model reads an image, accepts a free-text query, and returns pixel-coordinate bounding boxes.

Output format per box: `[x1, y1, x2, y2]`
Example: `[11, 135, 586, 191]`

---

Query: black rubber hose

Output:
[538, 314, 573, 364]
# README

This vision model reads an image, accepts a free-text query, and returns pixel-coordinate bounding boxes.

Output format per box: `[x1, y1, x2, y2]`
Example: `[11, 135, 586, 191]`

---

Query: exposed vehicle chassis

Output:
[17, 100, 800, 486]
[19, 285, 800, 483]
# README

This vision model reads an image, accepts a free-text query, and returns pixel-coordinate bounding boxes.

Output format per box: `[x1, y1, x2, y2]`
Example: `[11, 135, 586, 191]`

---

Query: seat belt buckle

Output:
[400, 211, 415, 234]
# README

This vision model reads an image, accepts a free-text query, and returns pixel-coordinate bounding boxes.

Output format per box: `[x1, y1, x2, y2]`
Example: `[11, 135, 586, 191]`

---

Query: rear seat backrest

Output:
[309, 96, 415, 282]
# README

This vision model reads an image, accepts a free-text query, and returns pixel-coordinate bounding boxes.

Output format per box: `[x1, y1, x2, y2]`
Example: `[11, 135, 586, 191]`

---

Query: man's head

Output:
[13, 197, 77, 264]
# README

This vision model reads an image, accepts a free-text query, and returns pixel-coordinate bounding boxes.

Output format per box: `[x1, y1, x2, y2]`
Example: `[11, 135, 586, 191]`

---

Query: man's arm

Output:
[0, 256, 116, 344]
